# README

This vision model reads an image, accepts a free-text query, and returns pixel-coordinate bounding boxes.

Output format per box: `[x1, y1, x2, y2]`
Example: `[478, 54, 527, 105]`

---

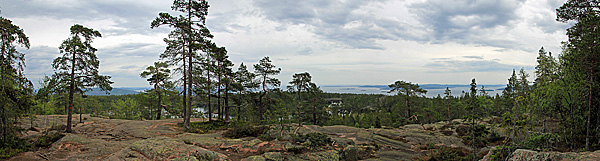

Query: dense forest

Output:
[1, 0, 599, 160]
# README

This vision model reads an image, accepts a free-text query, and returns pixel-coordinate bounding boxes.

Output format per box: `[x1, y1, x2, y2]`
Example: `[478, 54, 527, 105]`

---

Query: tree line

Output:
[1, 0, 599, 156]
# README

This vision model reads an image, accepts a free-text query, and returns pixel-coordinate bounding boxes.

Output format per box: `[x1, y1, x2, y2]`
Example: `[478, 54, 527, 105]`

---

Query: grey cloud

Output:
[99, 43, 162, 58]
[253, 0, 416, 50]
[425, 57, 532, 73]
[22, 46, 61, 86]
[119, 65, 143, 70]
[411, 0, 525, 44]
[462, 56, 484, 59]
[2, 0, 169, 35]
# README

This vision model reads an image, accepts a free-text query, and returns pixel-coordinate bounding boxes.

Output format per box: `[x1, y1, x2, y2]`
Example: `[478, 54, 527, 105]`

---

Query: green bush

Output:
[305, 132, 332, 147]
[520, 133, 560, 150]
[288, 132, 332, 148]
[36, 132, 65, 147]
[222, 125, 270, 139]
[183, 120, 229, 134]
[428, 146, 472, 161]
[50, 124, 67, 131]
[489, 146, 517, 161]
[0, 136, 32, 159]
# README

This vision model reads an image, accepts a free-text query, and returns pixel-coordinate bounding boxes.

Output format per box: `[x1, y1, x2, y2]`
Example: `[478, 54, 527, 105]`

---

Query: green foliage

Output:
[0, 136, 31, 159]
[36, 132, 65, 147]
[109, 97, 141, 120]
[50, 124, 67, 131]
[184, 120, 229, 134]
[520, 133, 560, 150]
[461, 124, 491, 148]
[222, 123, 269, 139]
[489, 146, 517, 161]
[0, 16, 35, 150]
[289, 132, 332, 148]
[427, 146, 472, 161]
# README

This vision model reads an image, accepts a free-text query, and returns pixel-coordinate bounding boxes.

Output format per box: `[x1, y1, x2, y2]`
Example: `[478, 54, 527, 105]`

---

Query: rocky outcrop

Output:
[481, 149, 600, 161]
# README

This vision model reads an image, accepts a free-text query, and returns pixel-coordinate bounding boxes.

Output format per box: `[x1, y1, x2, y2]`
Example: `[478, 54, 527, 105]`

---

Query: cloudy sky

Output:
[2, 0, 571, 88]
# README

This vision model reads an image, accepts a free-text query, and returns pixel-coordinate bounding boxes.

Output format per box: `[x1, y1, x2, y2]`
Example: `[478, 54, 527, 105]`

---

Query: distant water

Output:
[321, 84, 505, 98]
[92, 84, 506, 97]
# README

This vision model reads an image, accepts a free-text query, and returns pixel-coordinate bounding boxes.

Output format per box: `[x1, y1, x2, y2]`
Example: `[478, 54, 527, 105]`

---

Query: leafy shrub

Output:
[487, 131, 503, 144]
[374, 116, 382, 128]
[489, 146, 517, 161]
[288, 132, 332, 148]
[50, 124, 67, 131]
[461, 124, 492, 148]
[258, 132, 275, 141]
[440, 130, 454, 136]
[0, 136, 32, 159]
[222, 125, 270, 139]
[183, 120, 229, 134]
[456, 125, 469, 136]
[305, 132, 332, 147]
[427, 146, 472, 161]
[520, 133, 560, 150]
[36, 132, 65, 147]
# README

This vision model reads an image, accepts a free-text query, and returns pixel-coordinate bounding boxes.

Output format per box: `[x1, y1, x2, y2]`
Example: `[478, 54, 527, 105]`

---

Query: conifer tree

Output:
[254, 56, 281, 121]
[444, 87, 452, 120]
[52, 24, 112, 133]
[288, 72, 314, 126]
[152, 0, 213, 130]
[234, 63, 257, 120]
[140, 62, 171, 120]
[556, 0, 600, 150]
[388, 80, 427, 119]
[0, 17, 34, 144]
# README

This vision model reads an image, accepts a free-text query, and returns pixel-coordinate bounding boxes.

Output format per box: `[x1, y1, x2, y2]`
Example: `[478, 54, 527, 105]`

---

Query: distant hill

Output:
[85, 87, 147, 96]
[79, 84, 507, 97]
[322, 84, 506, 97]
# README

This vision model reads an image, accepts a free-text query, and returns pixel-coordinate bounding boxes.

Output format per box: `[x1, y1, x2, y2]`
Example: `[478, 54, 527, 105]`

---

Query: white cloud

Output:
[4, 0, 570, 88]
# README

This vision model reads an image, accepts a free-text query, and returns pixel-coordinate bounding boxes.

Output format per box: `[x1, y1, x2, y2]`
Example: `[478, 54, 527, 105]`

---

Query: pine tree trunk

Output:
[156, 83, 162, 120]
[182, 41, 188, 129]
[186, 38, 192, 127]
[405, 92, 411, 118]
[218, 71, 222, 120]
[586, 59, 593, 151]
[259, 75, 266, 121]
[79, 100, 82, 123]
[224, 77, 230, 122]
[207, 55, 211, 121]
[67, 49, 75, 133]
[313, 103, 317, 125]
[297, 89, 302, 126]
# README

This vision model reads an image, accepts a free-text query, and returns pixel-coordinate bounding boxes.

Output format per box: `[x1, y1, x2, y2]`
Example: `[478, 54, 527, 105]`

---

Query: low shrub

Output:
[520, 133, 560, 150]
[0, 136, 32, 159]
[50, 124, 67, 131]
[488, 146, 517, 161]
[222, 125, 270, 139]
[427, 146, 473, 161]
[36, 132, 65, 147]
[289, 132, 332, 148]
[183, 120, 229, 134]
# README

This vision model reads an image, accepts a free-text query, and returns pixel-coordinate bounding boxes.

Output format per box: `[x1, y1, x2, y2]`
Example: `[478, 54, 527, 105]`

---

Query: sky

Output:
[2, 0, 572, 88]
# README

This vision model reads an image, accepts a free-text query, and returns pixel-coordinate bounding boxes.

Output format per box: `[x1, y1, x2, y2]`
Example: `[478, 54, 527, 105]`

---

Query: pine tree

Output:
[0, 17, 34, 145]
[140, 62, 171, 120]
[444, 87, 452, 121]
[152, 0, 213, 130]
[52, 24, 112, 133]
[287, 72, 314, 126]
[253, 56, 281, 121]
[388, 80, 427, 119]
[233, 63, 257, 120]
[556, 0, 600, 150]
[468, 78, 478, 161]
